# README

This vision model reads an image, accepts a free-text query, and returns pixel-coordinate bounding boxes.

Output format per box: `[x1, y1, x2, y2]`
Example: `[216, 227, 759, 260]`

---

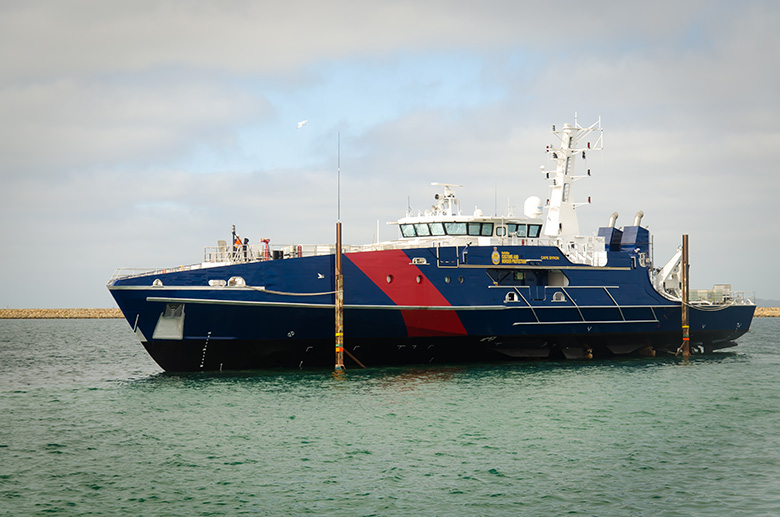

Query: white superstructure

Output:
[542, 118, 603, 239]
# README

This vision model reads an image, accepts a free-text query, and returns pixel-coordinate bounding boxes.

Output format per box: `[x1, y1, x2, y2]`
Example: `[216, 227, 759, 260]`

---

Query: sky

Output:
[1, 0, 779, 308]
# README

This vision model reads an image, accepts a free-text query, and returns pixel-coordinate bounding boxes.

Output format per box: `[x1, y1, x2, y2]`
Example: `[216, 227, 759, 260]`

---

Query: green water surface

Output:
[1, 319, 779, 515]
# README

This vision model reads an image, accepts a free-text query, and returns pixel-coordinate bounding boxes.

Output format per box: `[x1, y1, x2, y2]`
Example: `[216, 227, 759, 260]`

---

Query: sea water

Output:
[1, 318, 779, 516]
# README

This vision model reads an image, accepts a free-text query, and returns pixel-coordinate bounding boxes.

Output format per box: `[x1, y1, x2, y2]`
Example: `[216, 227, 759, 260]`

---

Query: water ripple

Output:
[1, 319, 779, 515]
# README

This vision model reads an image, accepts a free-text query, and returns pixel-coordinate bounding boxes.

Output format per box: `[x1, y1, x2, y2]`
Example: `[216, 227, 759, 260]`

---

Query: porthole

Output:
[458, 276, 464, 284]
[387, 275, 394, 283]
[416, 275, 422, 284]
[444, 276, 451, 284]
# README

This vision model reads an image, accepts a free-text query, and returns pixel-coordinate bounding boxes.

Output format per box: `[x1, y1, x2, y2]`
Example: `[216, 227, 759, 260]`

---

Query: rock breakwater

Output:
[0, 308, 123, 319]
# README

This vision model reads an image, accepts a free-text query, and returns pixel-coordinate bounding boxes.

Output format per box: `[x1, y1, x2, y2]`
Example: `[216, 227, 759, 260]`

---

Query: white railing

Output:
[690, 287, 756, 306]
[110, 235, 612, 282]
[109, 265, 197, 282]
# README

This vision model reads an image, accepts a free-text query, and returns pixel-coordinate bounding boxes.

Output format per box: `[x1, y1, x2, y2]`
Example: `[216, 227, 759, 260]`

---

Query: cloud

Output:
[0, 0, 736, 81]
[0, 73, 271, 175]
[1, 0, 780, 307]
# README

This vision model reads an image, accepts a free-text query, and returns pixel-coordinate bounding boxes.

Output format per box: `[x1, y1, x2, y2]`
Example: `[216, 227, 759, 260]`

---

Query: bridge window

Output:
[507, 223, 527, 237]
[402, 221, 500, 237]
[445, 222, 467, 235]
[414, 223, 431, 236]
[429, 222, 445, 235]
[528, 224, 542, 238]
[466, 222, 495, 236]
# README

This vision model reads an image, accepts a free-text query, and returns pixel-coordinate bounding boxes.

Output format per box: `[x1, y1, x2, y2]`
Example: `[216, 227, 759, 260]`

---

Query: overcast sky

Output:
[1, 0, 779, 308]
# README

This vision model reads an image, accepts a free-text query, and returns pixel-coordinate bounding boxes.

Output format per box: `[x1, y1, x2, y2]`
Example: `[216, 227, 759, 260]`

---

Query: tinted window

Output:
[414, 223, 431, 236]
[481, 223, 494, 236]
[445, 222, 466, 235]
[528, 224, 542, 238]
[400, 224, 416, 237]
[429, 222, 446, 236]
[467, 222, 482, 236]
[507, 223, 527, 237]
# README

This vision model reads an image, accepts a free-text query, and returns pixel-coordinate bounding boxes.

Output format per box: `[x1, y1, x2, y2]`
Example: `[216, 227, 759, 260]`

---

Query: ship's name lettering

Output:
[540, 255, 560, 260]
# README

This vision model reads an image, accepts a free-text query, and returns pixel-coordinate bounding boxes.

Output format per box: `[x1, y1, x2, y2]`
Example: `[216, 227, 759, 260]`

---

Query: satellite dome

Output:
[524, 196, 543, 218]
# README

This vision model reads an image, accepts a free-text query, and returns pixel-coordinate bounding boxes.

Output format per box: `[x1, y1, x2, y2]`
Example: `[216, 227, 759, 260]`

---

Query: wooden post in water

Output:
[335, 221, 345, 371]
[681, 234, 691, 360]
[334, 132, 345, 372]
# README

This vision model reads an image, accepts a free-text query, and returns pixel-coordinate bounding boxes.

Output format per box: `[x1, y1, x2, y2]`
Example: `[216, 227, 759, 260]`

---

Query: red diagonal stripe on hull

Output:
[347, 249, 467, 337]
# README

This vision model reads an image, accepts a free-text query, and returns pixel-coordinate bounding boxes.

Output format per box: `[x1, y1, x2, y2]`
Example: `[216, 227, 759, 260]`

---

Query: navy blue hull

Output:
[144, 326, 748, 372]
[108, 245, 755, 372]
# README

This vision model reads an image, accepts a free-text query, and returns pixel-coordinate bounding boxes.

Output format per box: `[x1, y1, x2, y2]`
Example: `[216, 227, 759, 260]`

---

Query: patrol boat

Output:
[107, 119, 755, 371]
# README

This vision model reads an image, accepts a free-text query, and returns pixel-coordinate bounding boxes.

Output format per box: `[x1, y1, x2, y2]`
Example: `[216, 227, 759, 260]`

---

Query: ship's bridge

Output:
[398, 219, 543, 240]
[394, 182, 544, 242]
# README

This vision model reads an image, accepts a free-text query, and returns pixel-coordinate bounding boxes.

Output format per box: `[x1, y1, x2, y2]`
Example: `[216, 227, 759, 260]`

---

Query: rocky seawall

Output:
[1, 307, 779, 319]
[0, 309, 123, 319]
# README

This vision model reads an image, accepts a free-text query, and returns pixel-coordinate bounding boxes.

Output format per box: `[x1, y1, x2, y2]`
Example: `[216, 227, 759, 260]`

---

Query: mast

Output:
[542, 118, 602, 238]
